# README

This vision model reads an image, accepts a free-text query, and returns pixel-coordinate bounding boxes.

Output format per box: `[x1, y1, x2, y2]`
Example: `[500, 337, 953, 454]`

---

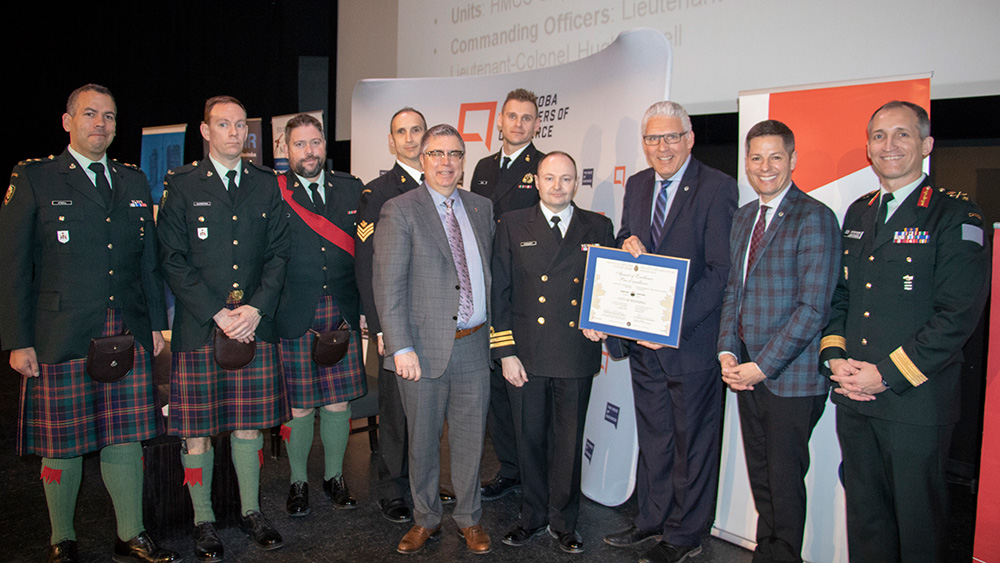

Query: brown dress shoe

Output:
[396, 525, 441, 554]
[459, 524, 491, 554]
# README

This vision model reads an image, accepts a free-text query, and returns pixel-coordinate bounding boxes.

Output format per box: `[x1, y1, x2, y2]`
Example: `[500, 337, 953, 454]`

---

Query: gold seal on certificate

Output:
[579, 246, 690, 348]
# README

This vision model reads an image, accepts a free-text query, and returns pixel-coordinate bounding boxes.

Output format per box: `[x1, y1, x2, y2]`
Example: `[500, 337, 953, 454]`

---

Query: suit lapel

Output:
[658, 159, 699, 246]
[458, 189, 492, 268]
[286, 173, 316, 213]
[58, 151, 107, 207]
[524, 205, 560, 267]
[634, 171, 656, 249]
[555, 205, 591, 265]
[108, 163, 130, 208]
[197, 160, 232, 204]
[493, 144, 536, 203]
[393, 163, 419, 195]
[415, 186, 454, 265]
[233, 162, 256, 208]
[745, 185, 797, 280]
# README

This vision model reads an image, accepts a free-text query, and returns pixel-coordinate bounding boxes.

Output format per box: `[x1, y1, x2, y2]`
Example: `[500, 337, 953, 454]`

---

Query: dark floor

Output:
[0, 355, 977, 563]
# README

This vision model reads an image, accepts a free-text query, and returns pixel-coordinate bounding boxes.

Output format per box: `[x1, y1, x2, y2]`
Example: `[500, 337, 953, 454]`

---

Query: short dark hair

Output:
[419, 124, 465, 154]
[66, 84, 115, 115]
[284, 113, 324, 144]
[390, 107, 427, 132]
[538, 151, 578, 177]
[868, 100, 930, 140]
[502, 88, 538, 115]
[204, 95, 247, 124]
[745, 120, 795, 154]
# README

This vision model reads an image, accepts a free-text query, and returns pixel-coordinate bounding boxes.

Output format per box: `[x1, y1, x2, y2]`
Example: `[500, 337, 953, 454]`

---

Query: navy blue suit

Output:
[608, 158, 737, 545]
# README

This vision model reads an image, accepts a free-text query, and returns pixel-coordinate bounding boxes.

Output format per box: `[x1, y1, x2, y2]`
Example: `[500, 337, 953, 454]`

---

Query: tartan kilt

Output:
[168, 301, 290, 437]
[279, 295, 366, 409]
[18, 309, 162, 459]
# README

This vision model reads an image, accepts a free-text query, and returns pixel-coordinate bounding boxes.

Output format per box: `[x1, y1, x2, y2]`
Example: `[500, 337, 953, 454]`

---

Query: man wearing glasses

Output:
[603, 101, 737, 563]
[373, 124, 495, 555]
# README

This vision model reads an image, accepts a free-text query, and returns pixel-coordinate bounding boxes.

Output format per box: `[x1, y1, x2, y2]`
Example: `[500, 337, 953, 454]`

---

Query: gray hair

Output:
[641, 101, 692, 134]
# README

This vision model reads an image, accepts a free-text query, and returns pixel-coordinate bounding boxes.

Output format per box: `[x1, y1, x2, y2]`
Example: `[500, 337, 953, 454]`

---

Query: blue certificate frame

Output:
[579, 246, 690, 348]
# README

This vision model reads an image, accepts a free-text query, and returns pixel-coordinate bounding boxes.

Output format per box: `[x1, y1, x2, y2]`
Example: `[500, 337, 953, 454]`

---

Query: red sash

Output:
[278, 175, 355, 257]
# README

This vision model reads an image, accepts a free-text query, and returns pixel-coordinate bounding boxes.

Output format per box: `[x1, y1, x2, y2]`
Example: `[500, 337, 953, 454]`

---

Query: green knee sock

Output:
[100, 442, 145, 541]
[319, 406, 351, 481]
[181, 448, 216, 525]
[284, 411, 316, 484]
[231, 434, 263, 515]
[41, 456, 83, 544]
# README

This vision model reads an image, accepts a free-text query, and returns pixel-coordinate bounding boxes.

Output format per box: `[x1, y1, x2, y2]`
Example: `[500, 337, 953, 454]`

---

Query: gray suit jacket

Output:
[373, 185, 494, 378]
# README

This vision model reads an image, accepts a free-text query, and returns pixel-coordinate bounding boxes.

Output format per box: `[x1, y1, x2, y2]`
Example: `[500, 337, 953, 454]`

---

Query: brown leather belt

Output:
[455, 323, 485, 340]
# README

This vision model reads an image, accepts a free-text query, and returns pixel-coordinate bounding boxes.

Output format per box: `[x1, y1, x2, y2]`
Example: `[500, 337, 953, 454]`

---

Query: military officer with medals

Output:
[821, 101, 990, 563]
[471, 88, 546, 501]
[491, 151, 615, 554]
[158, 95, 290, 560]
[273, 114, 366, 517]
[0, 84, 178, 563]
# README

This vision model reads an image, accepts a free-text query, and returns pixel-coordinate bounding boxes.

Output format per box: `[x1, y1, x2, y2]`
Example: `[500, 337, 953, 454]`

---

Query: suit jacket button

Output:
[538, 296, 546, 303]
[454, 316, 458, 321]
[573, 277, 579, 284]
[456, 285, 460, 290]
[571, 299, 578, 306]
[861, 338, 868, 345]
[537, 317, 545, 325]
[541, 275, 548, 282]
[568, 321, 575, 327]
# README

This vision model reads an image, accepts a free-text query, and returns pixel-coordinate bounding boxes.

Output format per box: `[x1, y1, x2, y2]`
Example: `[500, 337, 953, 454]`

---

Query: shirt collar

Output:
[209, 154, 242, 186]
[758, 182, 792, 211]
[655, 154, 692, 185]
[502, 143, 530, 165]
[67, 145, 108, 171]
[295, 170, 325, 189]
[539, 202, 573, 226]
[880, 174, 925, 204]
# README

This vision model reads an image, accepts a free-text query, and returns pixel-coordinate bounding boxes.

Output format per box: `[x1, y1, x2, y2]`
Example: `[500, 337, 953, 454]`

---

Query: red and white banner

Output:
[974, 224, 1000, 563]
[716, 76, 931, 563]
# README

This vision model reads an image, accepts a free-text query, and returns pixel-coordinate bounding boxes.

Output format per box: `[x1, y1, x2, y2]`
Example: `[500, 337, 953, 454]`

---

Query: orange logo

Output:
[458, 102, 497, 151]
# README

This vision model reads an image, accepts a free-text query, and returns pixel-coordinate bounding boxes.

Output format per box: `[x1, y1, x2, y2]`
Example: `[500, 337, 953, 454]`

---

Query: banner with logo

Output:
[717, 75, 931, 563]
[352, 27, 672, 505]
[140, 124, 186, 204]
[271, 110, 325, 173]
[974, 223, 1000, 563]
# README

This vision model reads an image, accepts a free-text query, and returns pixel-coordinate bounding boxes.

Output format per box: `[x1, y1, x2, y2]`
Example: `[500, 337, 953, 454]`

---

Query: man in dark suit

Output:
[158, 96, 290, 560]
[821, 101, 989, 563]
[356, 107, 446, 524]
[273, 114, 366, 517]
[374, 124, 494, 555]
[603, 101, 738, 563]
[491, 151, 615, 554]
[471, 88, 544, 500]
[717, 120, 840, 563]
[0, 84, 178, 563]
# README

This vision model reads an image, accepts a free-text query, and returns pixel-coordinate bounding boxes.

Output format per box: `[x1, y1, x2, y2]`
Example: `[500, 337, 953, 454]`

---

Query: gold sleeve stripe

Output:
[357, 221, 374, 242]
[490, 340, 515, 349]
[820, 335, 847, 351]
[890, 347, 927, 387]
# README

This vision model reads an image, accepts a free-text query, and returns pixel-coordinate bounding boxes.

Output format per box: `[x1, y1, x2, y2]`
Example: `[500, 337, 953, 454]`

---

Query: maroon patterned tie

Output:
[444, 198, 473, 323]
[739, 204, 769, 342]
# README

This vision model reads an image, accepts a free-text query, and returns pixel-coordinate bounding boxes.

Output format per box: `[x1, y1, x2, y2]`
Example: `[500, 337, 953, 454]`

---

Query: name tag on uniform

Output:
[520, 241, 537, 247]
[193, 201, 212, 207]
[51, 200, 73, 206]
[844, 230, 863, 239]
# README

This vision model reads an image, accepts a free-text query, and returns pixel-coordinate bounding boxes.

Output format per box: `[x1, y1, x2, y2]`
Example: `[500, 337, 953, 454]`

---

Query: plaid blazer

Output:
[718, 184, 840, 397]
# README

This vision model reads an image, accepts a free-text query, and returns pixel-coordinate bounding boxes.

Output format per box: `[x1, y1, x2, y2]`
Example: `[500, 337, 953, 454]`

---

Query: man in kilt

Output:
[273, 114, 366, 516]
[0, 84, 178, 563]
[158, 96, 291, 560]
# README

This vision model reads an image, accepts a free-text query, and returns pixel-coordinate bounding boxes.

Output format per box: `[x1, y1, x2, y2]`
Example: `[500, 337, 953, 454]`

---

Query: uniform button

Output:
[537, 317, 545, 325]
[323, 285, 328, 290]
[262, 212, 267, 218]
[538, 296, 546, 303]
[455, 285, 460, 290]
[541, 275, 548, 282]
[232, 215, 238, 220]
[906, 257, 912, 263]
[453, 315, 458, 320]
[140, 217, 145, 222]
[869, 256, 875, 261]
[233, 240, 238, 245]
[233, 264, 239, 270]
[107, 243, 113, 249]
[109, 270, 114, 275]
[844, 249, 849, 255]
[571, 299, 578, 306]
[322, 266, 327, 271]
[568, 321, 575, 327]
[199, 216, 205, 222]
[864, 311, 870, 317]
[861, 338, 868, 345]
[573, 278, 580, 284]
[321, 247, 327, 252]
[233, 282, 240, 288]
[865, 282, 872, 289]
[109, 295, 115, 301]
[106, 217, 111, 223]
[59, 216, 65, 221]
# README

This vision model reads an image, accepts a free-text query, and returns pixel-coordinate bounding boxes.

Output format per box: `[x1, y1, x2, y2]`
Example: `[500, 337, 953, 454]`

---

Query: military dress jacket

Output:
[470, 142, 543, 221]
[490, 204, 615, 378]
[820, 178, 990, 425]
[157, 159, 290, 352]
[274, 169, 362, 338]
[0, 149, 166, 362]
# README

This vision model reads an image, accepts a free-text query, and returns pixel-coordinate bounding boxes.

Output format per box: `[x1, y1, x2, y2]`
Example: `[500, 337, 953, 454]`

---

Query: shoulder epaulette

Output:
[111, 159, 141, 171]
[330, 170, 361, 182]
[17, 156, 52, 167]
[249, 161, 274, 174]
[944, 188, 970, 201]
[166, 162, 199, 176]
[861, 189, 879, 206]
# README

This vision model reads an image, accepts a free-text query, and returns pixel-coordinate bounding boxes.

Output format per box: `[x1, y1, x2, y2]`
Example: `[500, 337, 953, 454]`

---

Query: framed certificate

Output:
[579, 246, 690, 348]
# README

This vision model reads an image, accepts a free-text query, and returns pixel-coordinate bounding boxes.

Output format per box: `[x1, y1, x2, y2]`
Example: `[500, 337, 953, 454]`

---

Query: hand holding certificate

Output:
[578, 246, 690, 348]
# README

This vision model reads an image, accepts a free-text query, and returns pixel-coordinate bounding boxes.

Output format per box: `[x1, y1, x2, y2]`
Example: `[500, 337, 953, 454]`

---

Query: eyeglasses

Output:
[423, 150, 465, 161]
[642, 131, 689, 145]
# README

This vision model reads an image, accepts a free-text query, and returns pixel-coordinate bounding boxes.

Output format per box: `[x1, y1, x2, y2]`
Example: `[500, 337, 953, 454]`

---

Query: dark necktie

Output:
[501, 156, 511, 170]
[650, 179, 671, 249]
[308, 182, 325, 215]
[875, 192, 894, 236]
[739, 204, 770, 342]
[551, 215, 563, 243]
[88, 162, 112, 208]
[226, 169, 238, 204]
[443, 198, 473, 323]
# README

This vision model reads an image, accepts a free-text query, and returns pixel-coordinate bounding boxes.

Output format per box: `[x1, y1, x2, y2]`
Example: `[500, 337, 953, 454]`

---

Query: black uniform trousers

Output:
[371, 341, 409, 501]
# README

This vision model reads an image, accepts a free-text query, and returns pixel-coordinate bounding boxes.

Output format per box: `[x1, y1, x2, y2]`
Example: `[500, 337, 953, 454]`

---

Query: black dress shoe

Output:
[286, 481, 310, 517]
[323, 475, 358, 509]
[604, 524, 662, 547]
[501, 525, 546, 546]
[439, 487, 456, 505]
[548, 526, 584, 554]
[113, 531, 179, 563]
[639, 541, 703, 563]
[48, 540, 78, 563]
[239, 511, 284, 551]
[379, 498, 413, 523]
[192, 522, 224, 562]
[480, 475, 521, 500]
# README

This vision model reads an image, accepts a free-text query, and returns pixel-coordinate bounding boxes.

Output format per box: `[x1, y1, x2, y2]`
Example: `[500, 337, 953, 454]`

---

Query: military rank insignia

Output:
[4, 184, 13, 206]
[57, 230, 70, 243]
[357, 220, 374, 242]
[130, 200, 148, 208]
[893, 228, 929, 244]
[197, 227, 208, 240]
[519, 173, 534, 188]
